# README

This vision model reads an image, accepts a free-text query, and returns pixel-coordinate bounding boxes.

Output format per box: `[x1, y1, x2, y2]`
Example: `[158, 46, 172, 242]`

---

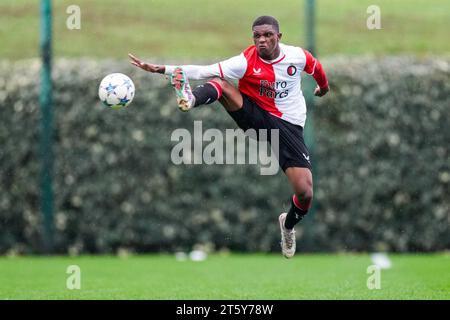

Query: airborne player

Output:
[129, 16, 329, 258]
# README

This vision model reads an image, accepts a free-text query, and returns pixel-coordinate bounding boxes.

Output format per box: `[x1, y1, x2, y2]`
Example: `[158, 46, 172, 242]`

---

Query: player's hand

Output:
[314, 85, 329, 97]
[128, 53, 165, 74]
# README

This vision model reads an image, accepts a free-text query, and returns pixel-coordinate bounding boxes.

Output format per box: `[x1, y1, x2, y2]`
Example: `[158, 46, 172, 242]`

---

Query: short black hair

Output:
[252, 16, 280, 33]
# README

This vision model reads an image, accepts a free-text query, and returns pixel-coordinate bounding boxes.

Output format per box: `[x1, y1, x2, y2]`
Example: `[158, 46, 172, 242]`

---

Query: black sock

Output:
[192, 82, 221, 107]
[284, 197, 308, 230]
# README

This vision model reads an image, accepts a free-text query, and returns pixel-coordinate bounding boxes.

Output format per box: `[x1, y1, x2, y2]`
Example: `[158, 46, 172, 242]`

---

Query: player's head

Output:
[252, 16, 282, 60]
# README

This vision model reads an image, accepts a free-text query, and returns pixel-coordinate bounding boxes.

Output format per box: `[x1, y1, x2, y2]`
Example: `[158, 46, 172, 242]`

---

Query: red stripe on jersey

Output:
[238, 45, 282, 117]
[303, 49, 315, 75]
[302, 49, 328, 89]
[260, 54, 286, 65]
[218, 63, 224, 78]
[270, 54, 286, 65]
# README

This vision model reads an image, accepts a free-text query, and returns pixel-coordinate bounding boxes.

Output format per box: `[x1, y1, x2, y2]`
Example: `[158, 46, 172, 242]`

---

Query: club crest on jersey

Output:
[287, 65, 297, 76]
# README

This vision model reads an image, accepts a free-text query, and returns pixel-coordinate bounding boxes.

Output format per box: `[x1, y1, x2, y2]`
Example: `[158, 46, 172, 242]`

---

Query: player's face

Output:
[252, 24, 282, 60]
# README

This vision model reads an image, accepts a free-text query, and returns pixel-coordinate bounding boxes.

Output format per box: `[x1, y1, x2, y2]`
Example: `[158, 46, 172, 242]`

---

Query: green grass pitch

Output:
[1, 254, 449, 299]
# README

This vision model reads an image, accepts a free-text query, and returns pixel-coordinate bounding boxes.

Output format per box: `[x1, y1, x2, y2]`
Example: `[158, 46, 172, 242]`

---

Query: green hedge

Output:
[0, 57, 449, 254]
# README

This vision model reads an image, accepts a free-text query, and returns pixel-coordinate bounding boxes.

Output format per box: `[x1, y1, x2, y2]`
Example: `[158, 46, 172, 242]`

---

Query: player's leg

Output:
[278, 167, 313, 258]
[212, 78, 243, 112]
[262, 114, 313, 258]
[284, 167, 313, 228]
[170, 68, 243, 112]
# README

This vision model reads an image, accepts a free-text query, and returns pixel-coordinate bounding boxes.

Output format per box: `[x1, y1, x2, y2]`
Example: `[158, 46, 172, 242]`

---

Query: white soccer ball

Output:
[98, 73, 135, 109]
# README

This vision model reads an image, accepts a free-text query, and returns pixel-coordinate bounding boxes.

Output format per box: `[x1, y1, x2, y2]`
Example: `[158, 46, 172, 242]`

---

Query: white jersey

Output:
[165, 43, 320, 127]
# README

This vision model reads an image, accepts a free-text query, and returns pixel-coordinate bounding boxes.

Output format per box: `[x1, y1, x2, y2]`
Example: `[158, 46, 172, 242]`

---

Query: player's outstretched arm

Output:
[128, 53, 165, 74]
[129, 53, 245, 81]
[302, 49, 329, 97]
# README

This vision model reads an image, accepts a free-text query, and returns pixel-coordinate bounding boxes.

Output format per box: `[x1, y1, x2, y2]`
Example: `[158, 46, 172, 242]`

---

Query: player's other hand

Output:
[314, 85, 329, 97]
[128, 53, 165, 74]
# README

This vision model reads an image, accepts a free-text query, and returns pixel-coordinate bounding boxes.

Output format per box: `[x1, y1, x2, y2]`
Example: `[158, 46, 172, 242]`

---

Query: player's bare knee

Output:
[297, 191, 313, 204]
[295, 184, 313, 204]
[293, 187, 313, 214]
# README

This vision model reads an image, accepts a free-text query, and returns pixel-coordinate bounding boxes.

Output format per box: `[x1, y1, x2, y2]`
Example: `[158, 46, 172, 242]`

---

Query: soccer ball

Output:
[98, 73, 135, 109]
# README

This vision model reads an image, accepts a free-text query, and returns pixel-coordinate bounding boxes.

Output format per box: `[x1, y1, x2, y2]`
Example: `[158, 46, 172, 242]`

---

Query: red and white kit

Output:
[165, 43, 328, 127]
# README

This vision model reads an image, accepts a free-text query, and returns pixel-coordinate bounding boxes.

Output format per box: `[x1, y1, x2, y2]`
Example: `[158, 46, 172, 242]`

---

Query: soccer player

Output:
[129, 16, 329, 258]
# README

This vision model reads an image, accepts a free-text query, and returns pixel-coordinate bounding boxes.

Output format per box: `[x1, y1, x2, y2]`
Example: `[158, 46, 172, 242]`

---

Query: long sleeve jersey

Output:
[165, 43, 328, 127]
